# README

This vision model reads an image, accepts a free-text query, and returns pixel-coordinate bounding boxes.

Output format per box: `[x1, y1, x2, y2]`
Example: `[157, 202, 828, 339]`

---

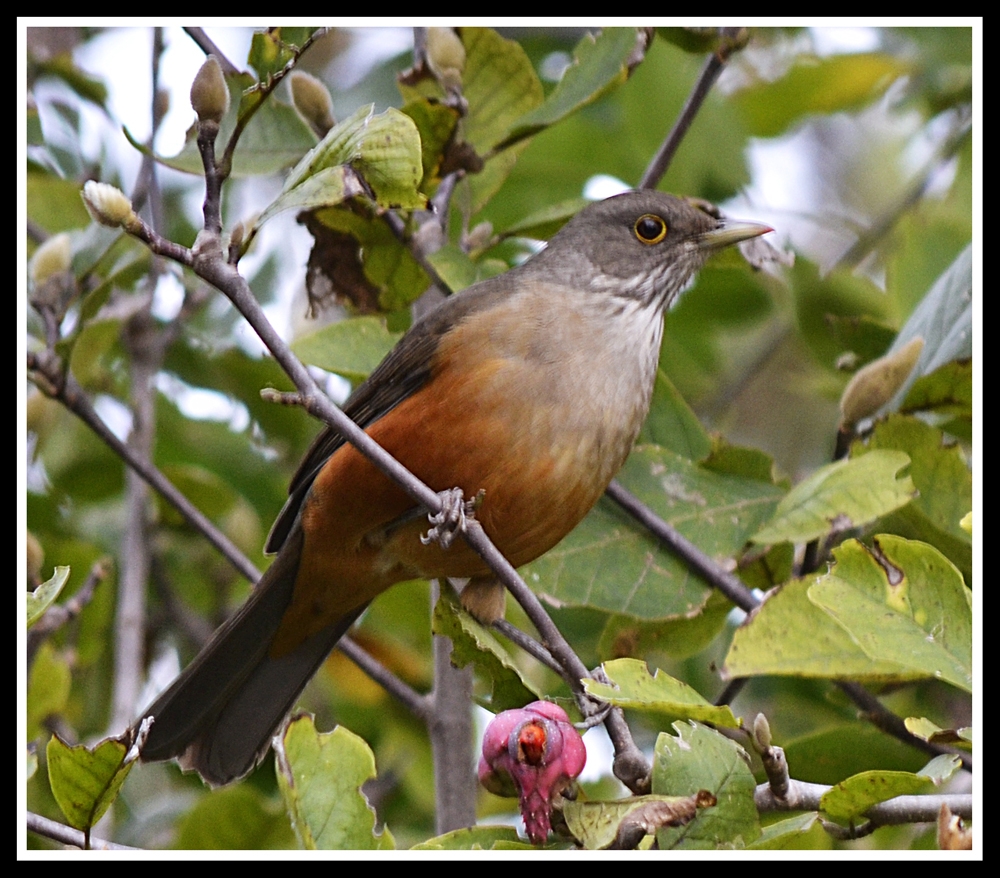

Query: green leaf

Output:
[256, 104, 425, 233]
[653, 722, 760, 849]
[432, 590, 540, 712]
[737, 52, 910, 137]
[791, 260, 896, 371]
[255, 165, 366, 229]
[856, 416, 971, 581]
[27, 642, 72, 741]
[658, 27, 735, 55]
[904, 717, 972, 750]
[637, 370, 712, 459]
[274, 715, 394, 850]
[46, 734, 135, 832]
[291, 316, 402, 384]
[304, 205, 430, 311]
[498, 197, 590, 241]
[819, 755, 960, 823]
[823, 313, 901, 368]
[700, 436, 780, 482]
[724, 574, 918, 684]
[35, 52, 109, 108]
[597, 590, 733, 662]
[425, 243, 496, 294]
[501, 28, 643, 147]
[807, 536, 971, 692]
[563, 793, 713, 850]
[751, 450, 915, 544]
[62, 316, 122, 392]
[900, 359, 972, 423]
[413, 825, 533, 850]
[174, 786, 296, 850]
[455, 28, 543, 154]
[748, 813, 829, 850]
[27, 171, 94, 233]
[248, 28, 320, 79]
[452, 27, 544, 212]
[524, 444, 781, 619]
[584, 658, 739, 728]
[27, 566, 70, 628]
[783, 722, 929, 786]
[400, 99, 459, 185]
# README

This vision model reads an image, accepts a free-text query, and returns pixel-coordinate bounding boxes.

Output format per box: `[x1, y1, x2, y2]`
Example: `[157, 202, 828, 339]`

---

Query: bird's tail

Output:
[136, 527, 364, 786]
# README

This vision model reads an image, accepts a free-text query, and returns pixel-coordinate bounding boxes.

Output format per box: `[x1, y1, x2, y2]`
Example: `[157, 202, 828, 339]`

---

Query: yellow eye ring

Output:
[634, 214, 668, 244]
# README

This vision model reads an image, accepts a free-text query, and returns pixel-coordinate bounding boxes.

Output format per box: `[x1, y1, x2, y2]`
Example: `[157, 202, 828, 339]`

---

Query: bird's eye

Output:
[634, 214, 668, 244]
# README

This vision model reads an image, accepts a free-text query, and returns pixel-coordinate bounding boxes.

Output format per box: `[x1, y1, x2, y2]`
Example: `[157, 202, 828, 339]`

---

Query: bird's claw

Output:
[421, 488, 483, 549]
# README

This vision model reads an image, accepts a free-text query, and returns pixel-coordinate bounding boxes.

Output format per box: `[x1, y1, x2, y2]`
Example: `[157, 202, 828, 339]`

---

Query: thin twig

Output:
[754, 781, 972, 825]
[185, 223, 653, 789]
[639, 27, 749, 190]
[26, 811, 140, 851]
[27, 559, 110, 664]
[339, 635, 432, 721]
[837, 679, 972, 771]
[493, 619, 561, 675]
[217, 28, 329, 179]
[605, 480, 758, 612]
[26, 354, 260, 585]
[605, 478, 972, 771]
[837, 109, 971, 269]
[183, 27, 239, 75]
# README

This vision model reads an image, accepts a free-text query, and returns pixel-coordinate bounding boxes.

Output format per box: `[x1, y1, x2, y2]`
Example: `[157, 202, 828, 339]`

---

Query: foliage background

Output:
[23, 24, 976, 851]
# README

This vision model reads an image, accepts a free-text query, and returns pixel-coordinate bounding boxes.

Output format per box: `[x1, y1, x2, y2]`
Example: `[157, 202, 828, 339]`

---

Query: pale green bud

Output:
[753, 713, 772, 750]
[839, 336, 925, 428]
[29, 233, 71, 287]
[290, 71, 335, 137]
[190, 55, 230, 123]
[81, 181, 136, 228]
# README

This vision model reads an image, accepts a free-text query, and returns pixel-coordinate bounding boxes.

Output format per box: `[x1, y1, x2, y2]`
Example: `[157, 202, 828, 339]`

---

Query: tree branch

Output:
[183, 27, 239, 75]
[639, 27, 750, 191]
[604, 479, 972, 771]
[182, 107, 651, 790]
[26, 811, 140, 851]
[27, 352, 260, 585]
[754, 781, 972, 827]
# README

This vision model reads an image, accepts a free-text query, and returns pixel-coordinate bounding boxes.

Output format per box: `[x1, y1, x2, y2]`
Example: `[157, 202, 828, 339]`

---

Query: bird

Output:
[136, 189, 771, 786]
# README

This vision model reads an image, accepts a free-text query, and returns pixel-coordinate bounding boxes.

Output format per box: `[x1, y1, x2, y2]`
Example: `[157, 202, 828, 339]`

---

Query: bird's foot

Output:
[421, 487, 484, 550]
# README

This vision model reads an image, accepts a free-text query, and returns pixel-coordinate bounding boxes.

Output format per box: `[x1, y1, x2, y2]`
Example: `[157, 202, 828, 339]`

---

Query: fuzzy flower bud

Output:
[839, 336, 925, 428]
[29, 233, 71, 287]
[290, 71, 335, 137]
[478, 701, 587, 844]
[190, 55, 230, 124]
[81, 181, 136, 228]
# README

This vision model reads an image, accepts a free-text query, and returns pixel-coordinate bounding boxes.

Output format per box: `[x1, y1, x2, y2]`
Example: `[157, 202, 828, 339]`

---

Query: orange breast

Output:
[273, 289, 655, 652]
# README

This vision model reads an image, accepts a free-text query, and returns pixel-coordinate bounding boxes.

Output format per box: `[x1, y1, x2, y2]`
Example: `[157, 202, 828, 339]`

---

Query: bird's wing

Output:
[264, 279, 510, 554]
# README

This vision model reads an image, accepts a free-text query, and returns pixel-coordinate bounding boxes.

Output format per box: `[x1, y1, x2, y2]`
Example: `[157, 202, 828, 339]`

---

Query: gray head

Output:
[527, 190, 771, 310]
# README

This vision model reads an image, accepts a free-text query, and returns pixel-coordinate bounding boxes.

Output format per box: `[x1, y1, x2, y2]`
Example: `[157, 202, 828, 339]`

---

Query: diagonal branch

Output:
[27, 352, 260, 585]
[605, 479, 972, 771]
[639, 27, 749, 191]
[183, 27, 239, 75]
[190, 240, 651, 792]
[26, 811, 140, 851]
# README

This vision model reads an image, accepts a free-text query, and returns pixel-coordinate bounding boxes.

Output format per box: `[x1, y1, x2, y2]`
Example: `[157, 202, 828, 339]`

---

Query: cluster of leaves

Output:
[26, 26, 972, 851]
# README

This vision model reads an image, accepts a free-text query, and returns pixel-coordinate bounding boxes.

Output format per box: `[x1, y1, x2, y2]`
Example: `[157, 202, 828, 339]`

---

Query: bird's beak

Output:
[697, 219, 773, 251]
